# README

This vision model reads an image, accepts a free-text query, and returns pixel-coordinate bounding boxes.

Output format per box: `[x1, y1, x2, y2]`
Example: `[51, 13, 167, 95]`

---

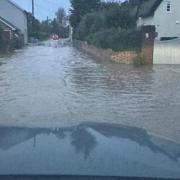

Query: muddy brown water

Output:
[0, 45, 180, 143]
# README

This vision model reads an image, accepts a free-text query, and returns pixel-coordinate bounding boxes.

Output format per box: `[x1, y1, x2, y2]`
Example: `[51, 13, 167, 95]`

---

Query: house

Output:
[131, 0, 180, 40]
[0, 16, 19, 52]
[0, 16, 18, 41]
[0, 0, 28, 44]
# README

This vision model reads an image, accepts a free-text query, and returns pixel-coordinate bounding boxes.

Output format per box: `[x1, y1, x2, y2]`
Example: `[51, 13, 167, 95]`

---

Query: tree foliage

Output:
[74, 3, 136, 40]
[71, 1, 141, 51]
[27, 7, 70, 40]
[27, 12, 41, 39]
[74, 12, 104, 40]
[56, 8, 66, 25]
[70, 0, 101, 29]
[86, 29, 142, 51]
[103, 4, 135, 29]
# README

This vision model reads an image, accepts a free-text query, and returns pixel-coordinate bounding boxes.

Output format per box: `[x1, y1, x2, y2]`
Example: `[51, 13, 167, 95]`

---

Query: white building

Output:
[135, 0, 180, 40]
[0, 0, 28, 44]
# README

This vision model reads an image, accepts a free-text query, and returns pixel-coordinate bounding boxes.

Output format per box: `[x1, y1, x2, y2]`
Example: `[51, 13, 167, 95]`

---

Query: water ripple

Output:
[0, 46, 180, 142]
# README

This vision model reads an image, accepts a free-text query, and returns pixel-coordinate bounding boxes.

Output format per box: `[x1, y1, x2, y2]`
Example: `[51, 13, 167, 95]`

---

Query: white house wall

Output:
[137, 0, 180, 39]
[0, 0, 28, 43]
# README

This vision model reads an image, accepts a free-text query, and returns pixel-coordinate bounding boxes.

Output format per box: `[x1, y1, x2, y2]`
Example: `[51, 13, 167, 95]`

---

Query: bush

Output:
[0, 26, 6, 52]
[59, 26, 70, 39]
[86, 28, 142, 51]
[74, 4, 136, 41]
[14, 35, 24, 49]
[70, 0, 101, 30]
[102, 5, 136, 30]
[72, 1, 144, 53]
[74, 12, 104, 40]
[73, 2, 139, 52]
[133, 53, 145, 66]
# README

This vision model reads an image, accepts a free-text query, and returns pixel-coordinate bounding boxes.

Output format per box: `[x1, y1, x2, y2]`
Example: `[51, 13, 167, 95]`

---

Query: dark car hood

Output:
[0, 123, 180, 179]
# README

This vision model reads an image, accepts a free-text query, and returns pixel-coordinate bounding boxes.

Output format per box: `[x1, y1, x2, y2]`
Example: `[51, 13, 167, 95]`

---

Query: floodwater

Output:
[0, 45, 180, 142]
[1, 44, 180, 177]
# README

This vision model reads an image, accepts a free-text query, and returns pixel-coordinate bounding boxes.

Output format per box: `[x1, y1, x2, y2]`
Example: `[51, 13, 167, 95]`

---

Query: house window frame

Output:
[166, 1, 171, 13]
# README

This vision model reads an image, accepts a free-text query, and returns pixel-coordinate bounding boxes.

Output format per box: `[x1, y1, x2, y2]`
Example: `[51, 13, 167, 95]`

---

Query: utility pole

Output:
[32, 0, 34, 17]
[31, 0, 35, 40]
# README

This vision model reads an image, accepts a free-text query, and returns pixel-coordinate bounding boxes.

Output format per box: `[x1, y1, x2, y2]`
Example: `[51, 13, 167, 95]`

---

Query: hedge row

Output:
[85, 28, 142, 52]
[73, 4, 142, 52]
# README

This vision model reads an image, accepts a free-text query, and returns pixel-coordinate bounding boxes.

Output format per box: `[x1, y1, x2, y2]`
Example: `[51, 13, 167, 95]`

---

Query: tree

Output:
[75, 12, 104, 40]
[128, 0, 149, 18]
[51, 18, 59, 34]
[26, 12, 41, 40]
[74, 2, 136, 40]
[56, 8, 66, 26]
[26, 7, 70, 40]
[70, 0, 101, 29]
[40, 19, 52, 39]
[103, 4, 136, 30]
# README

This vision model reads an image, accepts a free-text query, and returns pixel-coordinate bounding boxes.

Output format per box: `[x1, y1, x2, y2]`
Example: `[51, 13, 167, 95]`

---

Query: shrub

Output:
[133, 53, 145, 66]
[102, 5, 136, 30]
[86, 28, 142, 52]
[14, 35, 24, 49]
[73, 1, 141, 52]
[0, 26, 6, 52]
[70, 0, 101, 30]
[74, 4, 136, 41]
[74, 12, 104, 40]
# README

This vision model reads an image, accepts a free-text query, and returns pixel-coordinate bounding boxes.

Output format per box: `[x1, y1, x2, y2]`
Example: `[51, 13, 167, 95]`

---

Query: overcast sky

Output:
[12, 0, 71, 21]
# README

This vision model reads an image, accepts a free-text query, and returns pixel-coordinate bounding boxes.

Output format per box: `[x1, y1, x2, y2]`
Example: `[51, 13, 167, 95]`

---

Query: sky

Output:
[12, 0, 71, 21]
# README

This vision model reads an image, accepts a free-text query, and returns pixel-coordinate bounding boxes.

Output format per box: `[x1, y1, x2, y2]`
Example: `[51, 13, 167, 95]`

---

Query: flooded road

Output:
[0, 45, 180, 143]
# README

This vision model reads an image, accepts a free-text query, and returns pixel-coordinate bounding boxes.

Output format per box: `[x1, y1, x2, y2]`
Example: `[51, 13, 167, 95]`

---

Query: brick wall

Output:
[141, 47, 154, 64]
[74, 40, 112, 61]
[74, 25, 156, 65]
[111, 51, 138, 64]
[141, 26, 156, 64]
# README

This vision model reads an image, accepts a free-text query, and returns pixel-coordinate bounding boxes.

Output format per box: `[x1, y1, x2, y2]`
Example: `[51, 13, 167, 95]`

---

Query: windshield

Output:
[0, 0, 180, 179]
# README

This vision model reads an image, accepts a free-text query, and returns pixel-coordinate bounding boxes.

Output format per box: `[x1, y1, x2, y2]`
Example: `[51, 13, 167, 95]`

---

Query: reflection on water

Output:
[71, 127, 97, 160]
[0, 123, 180, 178]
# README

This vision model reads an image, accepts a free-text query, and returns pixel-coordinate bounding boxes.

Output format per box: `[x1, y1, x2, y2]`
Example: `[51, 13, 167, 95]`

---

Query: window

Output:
[167, 1, 171, 12]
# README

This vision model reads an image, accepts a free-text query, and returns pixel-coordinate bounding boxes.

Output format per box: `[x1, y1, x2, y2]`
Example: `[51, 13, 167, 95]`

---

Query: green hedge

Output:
[86, 28, 142, 52]
[73, 4, 141, 52]
[74, 12, 104, 40]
